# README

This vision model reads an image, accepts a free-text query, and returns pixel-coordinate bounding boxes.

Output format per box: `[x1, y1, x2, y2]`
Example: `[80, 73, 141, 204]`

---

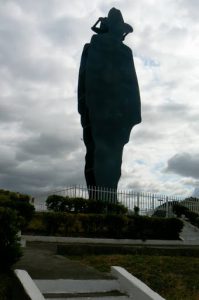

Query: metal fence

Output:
[32, 185, 198, 217]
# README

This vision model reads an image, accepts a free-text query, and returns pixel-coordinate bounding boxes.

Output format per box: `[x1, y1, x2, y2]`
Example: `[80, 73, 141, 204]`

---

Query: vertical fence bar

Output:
[128, 191, 130, 211]
[137, 192, 140, 209]
[166, 196, 169, 218]
[74, 185, 76, 198]
[152, 194, 155, 215]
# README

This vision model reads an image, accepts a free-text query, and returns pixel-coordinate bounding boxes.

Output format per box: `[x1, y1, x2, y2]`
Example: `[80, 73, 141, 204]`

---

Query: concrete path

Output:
[14, 243, 129, 299]
[14, 242, 112, 280]
[14, 241, 166, 299]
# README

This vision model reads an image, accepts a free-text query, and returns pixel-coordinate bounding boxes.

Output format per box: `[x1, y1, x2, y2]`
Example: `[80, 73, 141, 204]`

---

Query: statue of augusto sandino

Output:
[78, 8, 141, 199]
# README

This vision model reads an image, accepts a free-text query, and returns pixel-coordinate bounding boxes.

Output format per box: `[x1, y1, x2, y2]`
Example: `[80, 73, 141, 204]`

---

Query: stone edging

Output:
[14, 270, 45, 300]
[111, 266, 165, 300]
[22, 235, 199, 246]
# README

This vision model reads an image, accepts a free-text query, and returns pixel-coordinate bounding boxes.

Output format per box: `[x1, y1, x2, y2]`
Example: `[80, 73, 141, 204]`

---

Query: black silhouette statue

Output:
[78, 8, 141, 200]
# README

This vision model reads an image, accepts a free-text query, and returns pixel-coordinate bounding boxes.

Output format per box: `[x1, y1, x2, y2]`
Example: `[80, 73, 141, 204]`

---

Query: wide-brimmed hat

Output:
[107, 7, 133, 35]
[91, 7, 133, 36]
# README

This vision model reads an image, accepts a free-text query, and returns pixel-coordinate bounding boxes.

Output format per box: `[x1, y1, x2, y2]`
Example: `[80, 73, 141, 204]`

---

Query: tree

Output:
[0, 207, 22, 270]
[0, 189, 35, 229]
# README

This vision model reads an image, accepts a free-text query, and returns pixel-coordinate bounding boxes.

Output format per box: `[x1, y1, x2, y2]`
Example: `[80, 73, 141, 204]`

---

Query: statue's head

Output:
[91, 8, 133, 41]
[107, 8, 133, 40]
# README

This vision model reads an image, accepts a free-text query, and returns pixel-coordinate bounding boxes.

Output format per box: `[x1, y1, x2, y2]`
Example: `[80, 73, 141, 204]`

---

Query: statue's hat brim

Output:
[107, 7, 133, 34]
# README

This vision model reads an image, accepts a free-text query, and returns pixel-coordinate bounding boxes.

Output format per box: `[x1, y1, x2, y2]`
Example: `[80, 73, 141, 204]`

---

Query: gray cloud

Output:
[43, 16, 89, 48]
[16, 132, 80, 159]
[166, 153, 199, 179]
[132, 128, 164, 143]
[178, 0, 199, 21]
[0, 148, 85, 197]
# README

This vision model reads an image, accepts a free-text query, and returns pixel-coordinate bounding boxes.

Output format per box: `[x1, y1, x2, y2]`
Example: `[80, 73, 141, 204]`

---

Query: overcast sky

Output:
[0, 0, 199, 198]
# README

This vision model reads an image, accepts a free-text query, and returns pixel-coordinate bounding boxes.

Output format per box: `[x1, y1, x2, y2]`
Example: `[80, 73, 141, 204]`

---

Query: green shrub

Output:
[107, 202, 128, 214]
[152, 210, 166, 218]
[126, 216, 183, 240]
[86, 200, 106, 214]
[46, 195, 66, 212]
[78, 214, 106, 236]
[43, 212, 65, 235]
[133, 206, 140, 216]
[25, 212, 46, 234]
[164, 218, 184, 239]
[27, 212, 183, 240]
[73, 198, 89, 213]
[185, 211, 199, 225]
[0, 207, 22, 270]
[46, 195, 127, 214]
[0, 190, 35, 229]
[172, 204, 189, 217]
[105, 214, 128, 238]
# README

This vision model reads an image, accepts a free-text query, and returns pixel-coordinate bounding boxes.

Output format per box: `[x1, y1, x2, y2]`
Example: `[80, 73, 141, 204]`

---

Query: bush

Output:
[172, 204, 189, 217]
[106, 203, 128, 214]
[26, 212, 47, 234]
[126, 216, 183, 240]
[152, 210, 166, 218]
[133, 206, 140, 216]
[43, 212, 66, 235]
[46, 195, 128, 214]
[27, 212, 183, 240]
[0, 190, 35, 229]
[164, 218, 184, 240]
[105, 214, 128, 238]
[46, 195, 68, 212]
[79, 214, 106, 236]
[185, 211, 199, 225]
[0, 207, 22, 270]
[85, 199, 106, 214]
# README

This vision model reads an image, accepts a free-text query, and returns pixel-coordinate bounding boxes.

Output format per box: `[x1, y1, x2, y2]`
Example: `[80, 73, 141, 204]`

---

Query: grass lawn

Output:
[71, 254, 199, 300]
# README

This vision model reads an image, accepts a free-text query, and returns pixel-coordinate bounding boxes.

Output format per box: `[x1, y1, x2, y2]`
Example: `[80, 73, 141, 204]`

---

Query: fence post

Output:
[166, 196, 169, 218]
[137, 192, 140, 209]
[152, 194, 155, 215]
[74, 185, 77, 198]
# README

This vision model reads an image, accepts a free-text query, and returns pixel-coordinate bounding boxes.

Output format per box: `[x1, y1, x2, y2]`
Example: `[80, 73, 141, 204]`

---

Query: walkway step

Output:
[45, 297, 129, 300]
[44, 291, 125, 298]
[44, 292, 128, 299]
[16, 268, 165, 300]
[34, 279, 120, 294]
[35, 279, 129, 299]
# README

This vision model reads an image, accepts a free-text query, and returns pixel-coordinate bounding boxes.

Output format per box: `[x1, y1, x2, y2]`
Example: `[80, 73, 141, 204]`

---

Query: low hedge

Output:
[25, 212, 183, 240]
[46, 195, 128, 214]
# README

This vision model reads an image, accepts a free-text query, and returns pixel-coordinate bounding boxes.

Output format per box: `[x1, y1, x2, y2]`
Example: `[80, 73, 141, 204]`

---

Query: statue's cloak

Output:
[83, 33, 141, 143]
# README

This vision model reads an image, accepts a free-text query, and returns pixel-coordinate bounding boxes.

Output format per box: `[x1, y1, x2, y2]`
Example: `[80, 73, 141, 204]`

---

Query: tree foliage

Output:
[0, 189, 35, 229]
[0, 207, 22, 270]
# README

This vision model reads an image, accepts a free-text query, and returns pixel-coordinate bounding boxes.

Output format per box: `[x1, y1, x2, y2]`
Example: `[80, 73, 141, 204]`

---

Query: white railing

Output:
[32, 185, 198, 217]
